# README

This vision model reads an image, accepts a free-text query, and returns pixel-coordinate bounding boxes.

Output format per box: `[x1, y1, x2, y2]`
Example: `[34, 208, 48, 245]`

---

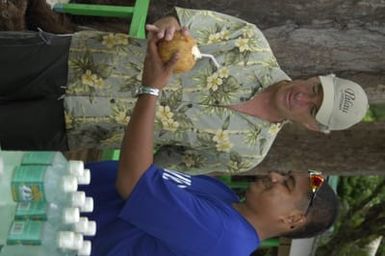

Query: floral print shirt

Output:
[64, 7, 290, 174]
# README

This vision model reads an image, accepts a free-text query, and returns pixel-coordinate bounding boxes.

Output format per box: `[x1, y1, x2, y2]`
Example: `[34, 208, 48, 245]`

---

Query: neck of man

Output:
[228, 82, 286, 123]
[233, 202, 284, 241]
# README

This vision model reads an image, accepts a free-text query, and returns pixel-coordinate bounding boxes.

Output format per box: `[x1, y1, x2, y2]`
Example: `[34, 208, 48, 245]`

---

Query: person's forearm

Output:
[115, 25, 178, 199]
[116, 94, 158, 199]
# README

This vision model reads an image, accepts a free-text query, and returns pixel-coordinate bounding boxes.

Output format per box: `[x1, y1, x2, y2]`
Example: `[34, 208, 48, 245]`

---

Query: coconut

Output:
[158, 31, 198, 73]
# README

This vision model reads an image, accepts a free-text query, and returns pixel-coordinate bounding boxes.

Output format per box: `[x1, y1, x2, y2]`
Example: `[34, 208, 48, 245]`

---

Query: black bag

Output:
[0, 31, 71, 150]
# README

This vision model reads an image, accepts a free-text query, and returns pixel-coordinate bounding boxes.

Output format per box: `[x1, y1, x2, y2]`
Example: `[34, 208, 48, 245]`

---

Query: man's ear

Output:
[282, 212, 306, 229]
[304, 122, 321, 132]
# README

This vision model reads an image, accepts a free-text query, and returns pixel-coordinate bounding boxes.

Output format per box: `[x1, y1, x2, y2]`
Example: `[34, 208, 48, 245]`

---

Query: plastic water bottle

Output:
[14, 202, 80, 226]
[78, 240, 92, 256]
[77, 168, 91, 185]
[4, 220, 83, 255]
[62, 240, 92, 256]
[0, 161, 13, 205]
[66, 191, 87, 208]
[21, 151, 67, 167]
[0, 151, 24, 168]
[11, 165, 78, 202]
[20, 152, 85, 179]
[72, 217, 97, 236]
[0, 204, 16, 252]
[80, 197, 94, 213]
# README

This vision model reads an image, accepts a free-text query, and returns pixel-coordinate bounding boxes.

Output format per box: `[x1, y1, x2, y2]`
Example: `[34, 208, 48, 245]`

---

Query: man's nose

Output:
[294, 92, 317, 105]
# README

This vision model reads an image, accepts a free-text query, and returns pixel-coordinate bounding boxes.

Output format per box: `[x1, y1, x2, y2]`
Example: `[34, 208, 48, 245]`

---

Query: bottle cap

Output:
[80, 197, 94, 213]
[68, 160, 85, 177]
[74, 217, 89, 233]
[78, 240, 92, 256]
[63, 207, 80, 224]
[73, 233, 84, 250]
[70, 191, 86, 207]
[84, 221, 97, 236]
[77, 169, 91, 185]
[62, 175, 78, 192]
[57, 231, 75, 249]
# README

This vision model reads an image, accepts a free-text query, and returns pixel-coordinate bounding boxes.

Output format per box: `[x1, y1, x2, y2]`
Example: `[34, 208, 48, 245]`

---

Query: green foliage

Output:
[316, 176, 385, 256]
[363, 104, 385, 122]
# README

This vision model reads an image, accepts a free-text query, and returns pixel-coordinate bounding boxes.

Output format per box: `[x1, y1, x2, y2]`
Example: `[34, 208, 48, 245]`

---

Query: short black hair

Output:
[282, 182, 339, 239]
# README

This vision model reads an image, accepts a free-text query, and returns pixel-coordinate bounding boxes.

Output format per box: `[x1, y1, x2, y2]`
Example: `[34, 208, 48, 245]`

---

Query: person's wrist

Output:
[135, 85, 160, 97]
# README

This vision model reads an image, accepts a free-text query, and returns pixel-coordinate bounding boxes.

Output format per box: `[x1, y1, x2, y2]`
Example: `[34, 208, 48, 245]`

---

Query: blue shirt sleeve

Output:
[118, 164, 228, 255]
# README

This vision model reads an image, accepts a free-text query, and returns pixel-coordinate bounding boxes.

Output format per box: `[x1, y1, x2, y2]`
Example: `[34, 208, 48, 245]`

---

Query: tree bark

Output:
[252, 121, 385, 175]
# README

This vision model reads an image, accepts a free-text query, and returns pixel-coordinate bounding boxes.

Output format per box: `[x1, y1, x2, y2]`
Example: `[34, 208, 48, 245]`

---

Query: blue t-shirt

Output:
[81, 161, 259, 256]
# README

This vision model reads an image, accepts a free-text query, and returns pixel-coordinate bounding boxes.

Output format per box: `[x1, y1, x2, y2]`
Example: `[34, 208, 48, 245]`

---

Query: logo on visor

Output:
[339, 88, 355, 113]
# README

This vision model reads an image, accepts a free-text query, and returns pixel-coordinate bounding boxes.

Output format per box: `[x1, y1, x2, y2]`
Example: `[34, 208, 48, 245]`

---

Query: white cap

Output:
[70, 191, 86, 207]
[317, 74, 369, 131]
[62, 176, 78, 192]
[78, 240, 92, 256]
[63, 207, 80, 224]
[68, 160, 85, 177]
[77, 169, 91, 185]
[57, 231, 75, 249]
[74, 217, 89, 233]
[73, 233, 84, 250]
[84, 221, 97, 236]
[80, 197, 94, 213]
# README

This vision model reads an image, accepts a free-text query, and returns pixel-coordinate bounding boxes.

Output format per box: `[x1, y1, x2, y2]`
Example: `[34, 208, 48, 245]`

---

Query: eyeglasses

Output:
[304, 170, 325, 215]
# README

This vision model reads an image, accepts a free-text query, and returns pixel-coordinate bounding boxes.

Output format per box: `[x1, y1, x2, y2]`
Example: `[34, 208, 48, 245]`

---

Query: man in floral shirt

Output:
[0, 7, 368, 174]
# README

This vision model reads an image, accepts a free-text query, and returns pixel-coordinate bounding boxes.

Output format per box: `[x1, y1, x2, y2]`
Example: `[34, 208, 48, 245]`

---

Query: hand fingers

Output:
[165, 26, 176, 41]
[145, 24, 159, 32]
[180, 27, 190, 37]
[146, 36, 161, 59]
[165, 51, 180, 72]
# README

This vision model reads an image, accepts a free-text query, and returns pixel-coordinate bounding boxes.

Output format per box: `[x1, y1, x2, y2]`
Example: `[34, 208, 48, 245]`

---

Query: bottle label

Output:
[7, 221, 43, 245]
[21, 152, 56, 165]
[15, 202, 47, 220]
[11, 166, 46, 202]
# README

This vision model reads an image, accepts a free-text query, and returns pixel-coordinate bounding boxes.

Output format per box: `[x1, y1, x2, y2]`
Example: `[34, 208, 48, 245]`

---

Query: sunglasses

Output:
[304, 170, 325, 215]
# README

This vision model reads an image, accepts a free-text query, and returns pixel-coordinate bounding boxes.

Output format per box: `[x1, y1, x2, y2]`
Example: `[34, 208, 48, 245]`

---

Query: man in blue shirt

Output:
[80, 26, 339, 256]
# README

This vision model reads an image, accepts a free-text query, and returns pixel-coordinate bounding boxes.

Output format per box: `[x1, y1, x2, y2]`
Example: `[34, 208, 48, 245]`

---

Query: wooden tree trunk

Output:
[252, 122, 385, 175]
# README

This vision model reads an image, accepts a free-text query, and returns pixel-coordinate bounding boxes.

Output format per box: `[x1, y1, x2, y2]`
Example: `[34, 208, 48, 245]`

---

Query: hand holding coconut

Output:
[146, 20, 220, 74]
[141, 32, 180, 90]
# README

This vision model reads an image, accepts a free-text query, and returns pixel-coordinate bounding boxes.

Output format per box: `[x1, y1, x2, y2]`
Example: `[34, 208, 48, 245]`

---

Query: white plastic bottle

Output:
[77, 168, 91, 185]
[72, 217, 97, 236]
[0, 204, 16, 252]
[0, 156, 17, 249]
[0, 155, 16, 205]
[66, 191, 87, 208]
[11, 165, 78, 203]
[62, 240, 92, 256]
[14, 202, 80, 226]
[21, 151, 67, 167]
[80, 197, 94, 213]
[3, 221, 83, 255]
[0, 151, 24, 168]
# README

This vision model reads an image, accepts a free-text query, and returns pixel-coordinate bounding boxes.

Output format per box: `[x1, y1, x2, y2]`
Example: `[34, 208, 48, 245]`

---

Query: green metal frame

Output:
[53, 0, 150, 39]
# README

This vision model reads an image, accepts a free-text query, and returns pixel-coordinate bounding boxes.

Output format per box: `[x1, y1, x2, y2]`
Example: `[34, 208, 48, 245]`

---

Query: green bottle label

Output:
[7, 221, 43, 246]
[21, 152, 56, 165]
[15, 202, 47, 221]
[11, 166, 47, 202]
